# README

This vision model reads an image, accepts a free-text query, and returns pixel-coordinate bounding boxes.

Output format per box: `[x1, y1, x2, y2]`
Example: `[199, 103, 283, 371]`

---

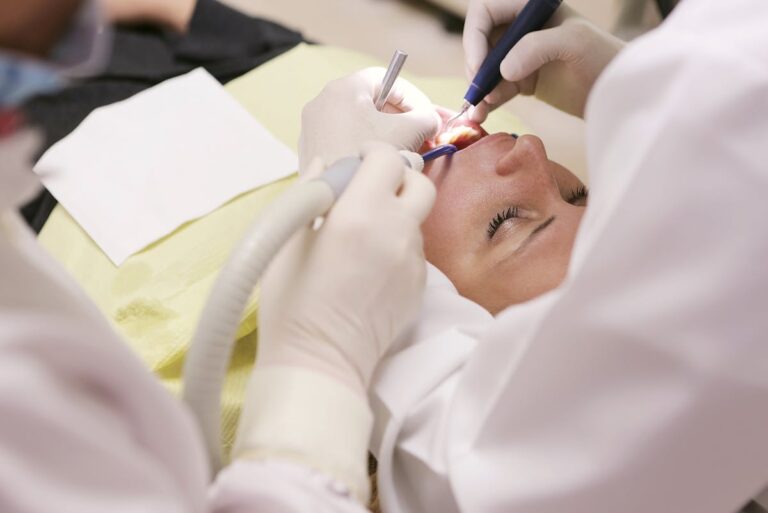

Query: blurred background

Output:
[219, 0, 671, 176]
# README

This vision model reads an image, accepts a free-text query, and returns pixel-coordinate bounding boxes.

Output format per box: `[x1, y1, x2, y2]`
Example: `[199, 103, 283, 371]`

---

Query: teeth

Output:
[437, 125, 480, 146]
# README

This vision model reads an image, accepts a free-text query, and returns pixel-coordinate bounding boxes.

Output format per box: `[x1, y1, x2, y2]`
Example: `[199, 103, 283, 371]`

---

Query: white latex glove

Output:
[298, 68, 441, 174]
[463, 1, 625, 120]
[234, 144, 434, 502]
[257, 142, 435, 394]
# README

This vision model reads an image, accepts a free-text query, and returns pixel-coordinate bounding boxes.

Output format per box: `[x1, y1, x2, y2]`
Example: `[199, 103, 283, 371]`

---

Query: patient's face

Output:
[422, 125, 587, 315]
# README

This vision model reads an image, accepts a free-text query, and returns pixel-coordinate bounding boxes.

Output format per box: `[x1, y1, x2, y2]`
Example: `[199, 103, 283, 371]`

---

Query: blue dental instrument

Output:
[422, 144, 458, 162]
[445, 0, 563, 129]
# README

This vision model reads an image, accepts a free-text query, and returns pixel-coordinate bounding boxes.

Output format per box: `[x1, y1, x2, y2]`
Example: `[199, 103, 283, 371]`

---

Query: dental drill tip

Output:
[444, 101, 471, 131]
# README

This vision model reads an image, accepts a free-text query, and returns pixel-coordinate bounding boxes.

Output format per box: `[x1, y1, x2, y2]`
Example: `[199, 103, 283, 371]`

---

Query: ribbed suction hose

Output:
[182, 152, 423, 472]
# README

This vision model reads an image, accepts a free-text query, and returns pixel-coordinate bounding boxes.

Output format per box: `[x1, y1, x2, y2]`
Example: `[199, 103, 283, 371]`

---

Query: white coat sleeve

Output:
[0, 312, 371, 513]
[0, 214, 369, 513]
[372, 1, 768, 512]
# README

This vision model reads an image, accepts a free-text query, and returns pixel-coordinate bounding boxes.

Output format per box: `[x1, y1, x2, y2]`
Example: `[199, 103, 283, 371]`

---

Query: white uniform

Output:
[0, 149, 367, 510]
[371, 0, 768, 511]
[2, 0, 767, 511]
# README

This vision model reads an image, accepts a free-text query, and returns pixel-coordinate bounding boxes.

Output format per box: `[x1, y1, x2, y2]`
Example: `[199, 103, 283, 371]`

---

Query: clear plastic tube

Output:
[182, 152, 424, 471]
[182, 180, 334, 471]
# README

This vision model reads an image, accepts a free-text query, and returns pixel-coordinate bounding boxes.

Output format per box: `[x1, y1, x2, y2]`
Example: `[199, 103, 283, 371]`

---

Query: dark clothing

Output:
[21, 0, 303, 232]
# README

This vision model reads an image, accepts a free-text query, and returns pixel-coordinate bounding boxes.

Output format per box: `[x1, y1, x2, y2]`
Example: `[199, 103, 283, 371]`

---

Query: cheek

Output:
[421, 198, 457, 269]
[457, 209, 585, 315]
[460, 254, 565, 315]
[550, 161, 586, 199]
[420, 178, 482, 280]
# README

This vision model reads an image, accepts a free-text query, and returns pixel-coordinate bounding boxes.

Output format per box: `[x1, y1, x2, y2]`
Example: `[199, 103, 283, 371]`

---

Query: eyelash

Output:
[487, 206, 519, 240]
[567, 186, 589, 204]
[487, 187, 586, 240]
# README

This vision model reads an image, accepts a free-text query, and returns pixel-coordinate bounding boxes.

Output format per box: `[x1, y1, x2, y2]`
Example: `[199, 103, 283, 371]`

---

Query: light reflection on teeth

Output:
[436, 125, 483, 150]
[420, 108, 489, 153]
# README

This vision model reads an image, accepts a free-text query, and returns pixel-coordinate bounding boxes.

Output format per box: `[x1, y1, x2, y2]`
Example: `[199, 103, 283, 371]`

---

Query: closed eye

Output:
[488, 206, 519, 240]
[567, 186, 589, 205]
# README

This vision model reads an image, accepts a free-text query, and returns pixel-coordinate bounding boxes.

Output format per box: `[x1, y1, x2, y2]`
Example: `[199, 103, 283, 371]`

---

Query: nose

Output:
[494, 134, 549, 177]
[493, 134, 572, 210]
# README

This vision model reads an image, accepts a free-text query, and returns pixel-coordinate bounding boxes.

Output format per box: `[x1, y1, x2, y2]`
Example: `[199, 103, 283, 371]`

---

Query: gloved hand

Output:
[463, 1, 625, 120]
[298, 68, 441, 174]
[257, 142, 435, 395]
[234, 144, 435, 502]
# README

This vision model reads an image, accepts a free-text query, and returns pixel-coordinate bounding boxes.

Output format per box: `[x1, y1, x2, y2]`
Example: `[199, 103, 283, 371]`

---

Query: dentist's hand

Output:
[257, 143, 436, 395]
[234, 144, 435, 502]
[299, 68, 441, 174]
[464, 1, 624, 120]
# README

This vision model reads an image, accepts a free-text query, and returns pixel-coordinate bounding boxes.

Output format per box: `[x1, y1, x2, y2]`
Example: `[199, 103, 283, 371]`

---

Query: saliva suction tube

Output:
[182, 150, 424, 472]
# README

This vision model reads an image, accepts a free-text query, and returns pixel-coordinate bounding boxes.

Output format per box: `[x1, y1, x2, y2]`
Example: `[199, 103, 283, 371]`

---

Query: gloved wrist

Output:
[257, 344, 369, 398]
[233, 366, 374, 504]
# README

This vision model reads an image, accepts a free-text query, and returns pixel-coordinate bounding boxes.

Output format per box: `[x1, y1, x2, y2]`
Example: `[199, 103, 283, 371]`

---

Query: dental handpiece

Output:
[183, 152, 422, 471]
[446, 0, 563, 128]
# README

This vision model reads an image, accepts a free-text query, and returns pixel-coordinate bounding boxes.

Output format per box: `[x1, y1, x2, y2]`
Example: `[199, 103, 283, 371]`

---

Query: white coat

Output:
[370, 0, 768, 512]
[0, 142, 367, 510]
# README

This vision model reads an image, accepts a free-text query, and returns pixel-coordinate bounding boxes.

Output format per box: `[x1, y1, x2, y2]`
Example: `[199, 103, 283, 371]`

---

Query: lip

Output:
[422, 131, 517, 185]
[459, 132, 516, 156]
[421, 106, 489, 152]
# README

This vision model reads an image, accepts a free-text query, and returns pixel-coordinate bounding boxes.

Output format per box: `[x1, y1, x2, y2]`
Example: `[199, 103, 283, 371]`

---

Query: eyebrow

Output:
[495, 216, 557, 262]
[494, 215, 557, 267]
[527, 216, 556, 244]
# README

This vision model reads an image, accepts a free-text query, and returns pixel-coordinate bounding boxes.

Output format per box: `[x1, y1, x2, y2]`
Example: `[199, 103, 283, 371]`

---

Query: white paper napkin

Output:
[35, 68, 297, 266]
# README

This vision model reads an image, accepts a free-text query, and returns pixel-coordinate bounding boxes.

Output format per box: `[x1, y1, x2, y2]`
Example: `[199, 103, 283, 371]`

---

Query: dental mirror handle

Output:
[463, 0, 563, 110]
[375, 50, 408, 111]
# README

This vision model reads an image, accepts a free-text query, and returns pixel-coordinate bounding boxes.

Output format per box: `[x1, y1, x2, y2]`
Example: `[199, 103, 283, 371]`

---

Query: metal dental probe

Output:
[444, 0, 563, 130]
[375, 50, 408, 111]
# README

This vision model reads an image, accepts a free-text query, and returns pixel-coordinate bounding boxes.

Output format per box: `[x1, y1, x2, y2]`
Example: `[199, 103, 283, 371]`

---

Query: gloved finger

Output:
[463, 5, 492, 76]
[382, 79, 441, 143]
[468, 80, 520, 123]
[297, 157, 326, 183]
[499, 27, 566, 83]
[397, 168, 436, 222]
[469, 100, 491, 124]
[463, 0, 528, 73]
[485, 80, 521, 106]
[378, 108, 441, 151]
[345, 142, 406, 198]
[356, 70, 441, 145]
[385, 75, 433, 113]
[358, 67, 388, 101]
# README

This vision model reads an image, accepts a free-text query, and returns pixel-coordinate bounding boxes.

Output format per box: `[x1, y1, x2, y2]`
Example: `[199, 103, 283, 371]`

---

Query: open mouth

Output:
[420, 106, 488, 152]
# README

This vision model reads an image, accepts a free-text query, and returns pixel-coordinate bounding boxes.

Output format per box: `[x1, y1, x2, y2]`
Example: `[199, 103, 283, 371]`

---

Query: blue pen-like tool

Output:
[422, 144, 458, 162]
[445, 0, 563, 129]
